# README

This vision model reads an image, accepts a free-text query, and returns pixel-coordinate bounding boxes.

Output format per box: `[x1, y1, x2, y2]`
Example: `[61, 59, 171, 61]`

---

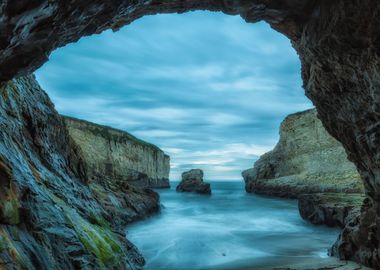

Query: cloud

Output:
[134, 129, 185, 138]
[35, 11, 312, 180]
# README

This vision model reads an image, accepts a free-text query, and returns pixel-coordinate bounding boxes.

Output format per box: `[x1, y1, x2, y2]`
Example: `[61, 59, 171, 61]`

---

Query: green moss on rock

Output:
[0, 184, 20, 225]
[79, 225, 122, 264]
[50, 194, 124, 268]
[0, 235, 5, 252]
[2, 200, 20, 225]
[0, 228, 29, 269]
[88, 212, 110, 228]
[71, 215, 123, 267]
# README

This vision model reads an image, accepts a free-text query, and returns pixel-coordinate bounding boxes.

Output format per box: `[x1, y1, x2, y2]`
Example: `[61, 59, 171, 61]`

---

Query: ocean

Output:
[126, 181, 340, 270]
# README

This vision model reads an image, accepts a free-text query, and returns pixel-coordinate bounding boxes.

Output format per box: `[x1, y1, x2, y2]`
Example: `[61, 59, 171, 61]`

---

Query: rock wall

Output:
[64, 117, 170, 189]
[298, 193, 364, 228]
[0, 75, 159, 270]
[243, 109, 363, 198]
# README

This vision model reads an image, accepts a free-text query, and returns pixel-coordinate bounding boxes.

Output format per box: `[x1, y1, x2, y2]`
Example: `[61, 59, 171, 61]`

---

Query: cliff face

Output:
[243, 109, 363, 198]
[0, 75, 159, 270]
[64, 117, 170, 188]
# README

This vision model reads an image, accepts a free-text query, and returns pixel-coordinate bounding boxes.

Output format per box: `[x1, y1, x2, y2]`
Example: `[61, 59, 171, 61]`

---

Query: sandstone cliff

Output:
[243, 109, 363, 198]
[0, 75, 159, 270]
[64, 117, 170, 189]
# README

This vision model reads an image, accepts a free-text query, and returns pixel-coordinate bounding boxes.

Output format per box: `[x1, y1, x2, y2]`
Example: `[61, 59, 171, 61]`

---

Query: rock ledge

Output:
[298, 193, 365, 228]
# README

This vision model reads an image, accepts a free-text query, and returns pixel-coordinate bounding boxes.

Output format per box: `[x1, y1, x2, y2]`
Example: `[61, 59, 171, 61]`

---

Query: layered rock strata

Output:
[1, 0, 380, 267]
[0, 75, 159, 270]
[176, 169, 211, 195]
[243, 109, 363, 198]
[64, 117, 170, 189]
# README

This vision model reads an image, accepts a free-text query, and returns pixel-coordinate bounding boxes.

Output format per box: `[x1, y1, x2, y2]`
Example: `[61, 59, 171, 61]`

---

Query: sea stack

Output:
[176, 169, 211, 195]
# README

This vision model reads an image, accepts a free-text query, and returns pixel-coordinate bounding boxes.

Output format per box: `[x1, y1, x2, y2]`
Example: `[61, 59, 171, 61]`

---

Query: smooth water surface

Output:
[126, 181, 340, 270]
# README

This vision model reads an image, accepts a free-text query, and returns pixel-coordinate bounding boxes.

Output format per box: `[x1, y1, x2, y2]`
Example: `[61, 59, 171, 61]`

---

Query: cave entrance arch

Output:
[1, 1, 380, 267]
[36, 11, 310, 182]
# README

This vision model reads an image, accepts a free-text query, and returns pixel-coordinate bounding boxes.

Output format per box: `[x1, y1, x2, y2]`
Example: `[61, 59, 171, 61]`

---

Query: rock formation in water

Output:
[0, 75, 159, 269]
[176, 169, 211, 195]
[64, 117, 170, 189]
[298, 193, 365, 228]
[243, 109, 363, 198]
[1, 0, 380, 268]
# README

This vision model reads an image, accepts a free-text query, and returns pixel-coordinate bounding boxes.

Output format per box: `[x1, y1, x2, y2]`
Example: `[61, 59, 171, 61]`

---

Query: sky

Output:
[35, 11, 312, 181]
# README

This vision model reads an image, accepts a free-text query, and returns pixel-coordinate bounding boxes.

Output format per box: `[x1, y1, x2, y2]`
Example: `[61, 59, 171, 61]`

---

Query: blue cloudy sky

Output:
[35, 11, 312, 180]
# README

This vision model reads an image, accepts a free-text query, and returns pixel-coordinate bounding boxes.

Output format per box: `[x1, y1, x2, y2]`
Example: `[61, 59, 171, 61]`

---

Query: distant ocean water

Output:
[126, 181, 340, 270]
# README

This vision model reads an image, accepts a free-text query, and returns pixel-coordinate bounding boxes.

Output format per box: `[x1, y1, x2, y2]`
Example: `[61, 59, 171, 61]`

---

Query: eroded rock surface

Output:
[176, 169, 211, 194]
[298, 193, 365, 228]
[0, 75, 159, 270]
[330, 198, 380, 269]
[243, 109, 363, 198]
[64, 117, 170, 189]
[1, 0, 380, 268]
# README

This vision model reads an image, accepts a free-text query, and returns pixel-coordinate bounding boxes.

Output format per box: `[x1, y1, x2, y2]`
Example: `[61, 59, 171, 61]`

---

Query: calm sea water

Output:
[126, 181, 340, 270]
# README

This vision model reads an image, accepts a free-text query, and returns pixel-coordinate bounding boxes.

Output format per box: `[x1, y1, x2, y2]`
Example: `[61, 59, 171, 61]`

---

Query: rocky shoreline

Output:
[0, 75, 162, 269]
[242, 109, 369, 268]
[242, 109, 365, 229]
[241, 109, 366, 229]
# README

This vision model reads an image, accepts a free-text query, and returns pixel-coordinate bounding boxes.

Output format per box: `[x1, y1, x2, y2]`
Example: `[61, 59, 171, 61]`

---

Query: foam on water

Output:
[126, 181, 340, 270]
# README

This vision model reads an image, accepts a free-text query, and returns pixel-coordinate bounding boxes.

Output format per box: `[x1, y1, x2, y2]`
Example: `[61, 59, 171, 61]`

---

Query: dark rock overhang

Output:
[0, 0, 316, 82]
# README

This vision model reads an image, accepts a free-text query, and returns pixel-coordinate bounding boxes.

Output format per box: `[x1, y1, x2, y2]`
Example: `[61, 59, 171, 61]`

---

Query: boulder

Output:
[176, 169, 211, 195]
